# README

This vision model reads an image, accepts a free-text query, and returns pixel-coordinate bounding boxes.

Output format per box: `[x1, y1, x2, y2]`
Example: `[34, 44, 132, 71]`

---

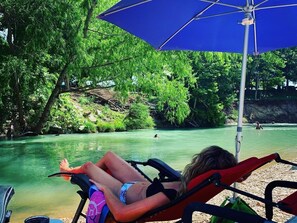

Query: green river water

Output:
[1, 125, 297, 222]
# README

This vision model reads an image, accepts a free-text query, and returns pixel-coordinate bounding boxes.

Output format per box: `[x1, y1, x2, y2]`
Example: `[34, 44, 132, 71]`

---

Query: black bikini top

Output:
[146, 178, 177, 201]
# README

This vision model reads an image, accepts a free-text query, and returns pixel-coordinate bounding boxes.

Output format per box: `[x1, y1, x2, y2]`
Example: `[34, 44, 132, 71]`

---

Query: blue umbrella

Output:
[98, 0, 297, 161]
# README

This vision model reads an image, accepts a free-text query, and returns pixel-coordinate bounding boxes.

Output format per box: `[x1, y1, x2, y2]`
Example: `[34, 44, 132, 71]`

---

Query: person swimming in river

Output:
[256, 121, 263, 130]
[59, 146, 238, 222]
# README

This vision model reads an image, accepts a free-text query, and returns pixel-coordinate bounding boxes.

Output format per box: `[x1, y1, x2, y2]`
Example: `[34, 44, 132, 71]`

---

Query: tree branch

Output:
[83, 0, 97, 38]
[82, 56, 140, 69]
[87, 28, 122, 37]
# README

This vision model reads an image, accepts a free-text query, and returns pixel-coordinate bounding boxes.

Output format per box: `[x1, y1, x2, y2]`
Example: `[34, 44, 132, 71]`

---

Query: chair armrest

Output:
[48, 172, 91, 195]
[70, 174, 92, 194]
[146, 158, 181, 181]
[0, 186, 14, 223]
[127, 158, 181, 182]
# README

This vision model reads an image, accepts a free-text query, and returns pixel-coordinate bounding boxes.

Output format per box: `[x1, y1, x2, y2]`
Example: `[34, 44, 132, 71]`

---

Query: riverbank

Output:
[60, 158, 297, 223]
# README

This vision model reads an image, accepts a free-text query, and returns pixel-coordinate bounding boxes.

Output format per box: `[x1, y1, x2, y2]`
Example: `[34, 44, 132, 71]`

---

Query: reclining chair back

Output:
[140, 153, 278, 222]
[282, 191, 297, 215]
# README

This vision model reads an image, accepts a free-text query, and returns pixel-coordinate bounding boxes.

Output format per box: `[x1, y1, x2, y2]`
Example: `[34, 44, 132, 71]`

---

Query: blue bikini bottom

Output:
[119, 182, 136, 204]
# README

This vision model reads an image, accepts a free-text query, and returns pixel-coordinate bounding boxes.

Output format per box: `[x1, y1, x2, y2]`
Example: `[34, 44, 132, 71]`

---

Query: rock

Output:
[244, 100, 297, 123]
[88, 114, 97, 122]
[20, 131, 38, 137]
[83, 111, 91, 117]
[48, 126, 63, 134]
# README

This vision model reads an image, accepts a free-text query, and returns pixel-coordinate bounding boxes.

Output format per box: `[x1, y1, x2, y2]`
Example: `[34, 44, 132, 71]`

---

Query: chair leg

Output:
[5, 210, 12, 223]
[72, 191, 88, 223]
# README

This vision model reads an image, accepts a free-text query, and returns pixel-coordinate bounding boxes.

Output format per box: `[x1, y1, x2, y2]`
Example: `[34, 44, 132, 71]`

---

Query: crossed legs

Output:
[59, 151, 148, 196]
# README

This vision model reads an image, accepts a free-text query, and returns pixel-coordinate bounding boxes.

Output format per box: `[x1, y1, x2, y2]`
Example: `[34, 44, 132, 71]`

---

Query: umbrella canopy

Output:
[99, 0, 297, 54]
[98, 0, 297, 160]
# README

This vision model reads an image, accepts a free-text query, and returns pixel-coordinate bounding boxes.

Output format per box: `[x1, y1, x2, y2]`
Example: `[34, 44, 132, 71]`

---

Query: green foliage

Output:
[45, 94, 82, 133]
[96, 105, 126, 132]
[124, 103, 155, 130]
[186, 52, 240, 127]
[247, 52, 286, 90]
[1, 0, 297, 133]
[45, 94, 128, 133]
[227, 109, 238, 122]
[78, 96, 94, 105]
[113, 119, 126, 131]
[81, 120, 97, 133]
[134, 52, 194, 125]
[96, 120, 116, 132]
[279, 47, 297, 84]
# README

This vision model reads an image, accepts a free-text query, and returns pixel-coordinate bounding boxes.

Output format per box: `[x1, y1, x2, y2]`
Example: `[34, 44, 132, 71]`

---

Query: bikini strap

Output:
[146, 178, 177, 201]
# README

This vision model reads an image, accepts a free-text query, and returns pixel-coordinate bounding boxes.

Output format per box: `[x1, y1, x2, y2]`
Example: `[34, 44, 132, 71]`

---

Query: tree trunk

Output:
[12, 72, 27, 131]
[83, 0, 97, 38]
[33, 62, 70, 134]
[7, 20, 26, 132]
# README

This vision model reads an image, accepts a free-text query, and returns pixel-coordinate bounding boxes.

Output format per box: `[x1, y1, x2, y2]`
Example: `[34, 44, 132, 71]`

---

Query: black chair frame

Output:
[182, 156, 297, 223]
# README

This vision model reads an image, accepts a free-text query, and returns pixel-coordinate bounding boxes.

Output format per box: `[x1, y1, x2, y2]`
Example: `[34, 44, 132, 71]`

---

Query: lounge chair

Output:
[49, 153, 284, 223]
[0, 185, 14, 223]
[181, 157, 297, 223]
[49, 158, 181, 223]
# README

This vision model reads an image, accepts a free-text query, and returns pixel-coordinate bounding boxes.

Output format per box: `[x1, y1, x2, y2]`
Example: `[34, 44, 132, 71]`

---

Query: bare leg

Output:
[84, 161, 124, 196]
[59, 159, 85, 180]
[60, 159, 123, 196]
[94, 151, 147, 183]
[60, 151, 147, 183]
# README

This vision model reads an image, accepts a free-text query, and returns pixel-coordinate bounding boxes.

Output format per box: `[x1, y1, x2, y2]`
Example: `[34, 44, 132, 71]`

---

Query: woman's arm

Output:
[91, 180, 170, 222]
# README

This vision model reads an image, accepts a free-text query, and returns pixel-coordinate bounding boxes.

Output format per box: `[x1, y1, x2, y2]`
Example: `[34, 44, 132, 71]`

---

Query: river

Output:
[1, 125, 297, 222]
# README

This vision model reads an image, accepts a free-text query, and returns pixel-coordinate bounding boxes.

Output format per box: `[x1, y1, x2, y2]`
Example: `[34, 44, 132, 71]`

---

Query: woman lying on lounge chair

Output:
[59, 146, 237, 222]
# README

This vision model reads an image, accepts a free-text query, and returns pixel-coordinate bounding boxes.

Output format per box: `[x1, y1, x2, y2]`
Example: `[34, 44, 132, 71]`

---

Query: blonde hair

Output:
[178, 145, 237, 195]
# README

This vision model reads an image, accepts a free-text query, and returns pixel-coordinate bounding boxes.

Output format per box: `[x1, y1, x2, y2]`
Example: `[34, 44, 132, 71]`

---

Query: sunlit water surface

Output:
[1, 125, 297, 222]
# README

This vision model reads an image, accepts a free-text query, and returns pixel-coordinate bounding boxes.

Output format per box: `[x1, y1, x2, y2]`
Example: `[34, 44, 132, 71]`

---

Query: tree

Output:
[186, 52, 241, 127]
[247, 52, 285, 91]
[124, 102, 154, 130]
[0, 0, 195, 134]
[280, 47, 297, 88]
[0, 0, 86, 134]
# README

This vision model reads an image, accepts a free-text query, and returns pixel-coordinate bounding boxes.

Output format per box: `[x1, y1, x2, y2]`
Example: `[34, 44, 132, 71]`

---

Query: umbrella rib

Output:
[254, 0, 269, 8]
[158, 18, 195, 50]
[99, 0, 152, 17]
[194, 9, 242, 20]
[200, 0, 243, 10]
[158, 0, 220, 50]
[251, 0, 259, 55]
[256, 3, 297, 11]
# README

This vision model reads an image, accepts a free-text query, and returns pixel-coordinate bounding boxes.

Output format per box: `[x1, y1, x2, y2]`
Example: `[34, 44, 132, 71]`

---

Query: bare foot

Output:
[59, 158, 72, 180]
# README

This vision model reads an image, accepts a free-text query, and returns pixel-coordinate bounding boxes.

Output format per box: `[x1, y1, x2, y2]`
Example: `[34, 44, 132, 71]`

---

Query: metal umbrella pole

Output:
[235, 11, 252, 163]
[233, 10, 253, 198]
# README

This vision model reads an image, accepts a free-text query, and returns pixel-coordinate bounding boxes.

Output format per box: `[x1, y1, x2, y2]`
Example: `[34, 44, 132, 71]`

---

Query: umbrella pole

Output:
[233, 20, 250, 198]
[235, 22, 250, 162]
